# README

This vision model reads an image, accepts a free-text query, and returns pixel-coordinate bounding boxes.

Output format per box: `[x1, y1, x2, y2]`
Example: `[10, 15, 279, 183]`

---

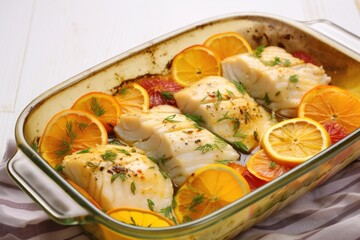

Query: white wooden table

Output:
[1, 0, 359, 238]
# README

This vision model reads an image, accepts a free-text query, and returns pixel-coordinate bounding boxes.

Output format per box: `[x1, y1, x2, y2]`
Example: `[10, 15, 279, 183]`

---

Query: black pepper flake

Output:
[195, 139, 201, 144]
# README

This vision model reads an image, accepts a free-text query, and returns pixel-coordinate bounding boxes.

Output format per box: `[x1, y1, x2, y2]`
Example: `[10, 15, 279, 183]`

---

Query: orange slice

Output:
[203, 32, 252, 60]
[262, 117, 331, 166]
[39, 110, 108, 167]
[298, 85, 360, 135]
[72, 92, 121, 132]
[107, 207, 174, 227]
[246, 149, 292, 182]
[171, 45, 222, 87]
[113, 83, 150, 113]
[174, 163, 250, 223]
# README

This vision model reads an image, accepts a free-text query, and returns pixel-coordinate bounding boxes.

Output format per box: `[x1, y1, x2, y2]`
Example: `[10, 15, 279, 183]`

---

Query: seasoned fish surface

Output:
[222, 46, 331, 117]
[62, 145, 173, 212]
[114, 111, 240, 186]
[174, 76, 274, 153]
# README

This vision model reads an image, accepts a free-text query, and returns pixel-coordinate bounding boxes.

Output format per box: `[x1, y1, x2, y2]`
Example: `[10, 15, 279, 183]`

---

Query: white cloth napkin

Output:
[1, 140, 360, 240]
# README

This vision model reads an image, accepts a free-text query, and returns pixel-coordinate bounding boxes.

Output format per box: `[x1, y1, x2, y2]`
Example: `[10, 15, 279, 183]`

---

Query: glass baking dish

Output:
[7, 13, 360, 239]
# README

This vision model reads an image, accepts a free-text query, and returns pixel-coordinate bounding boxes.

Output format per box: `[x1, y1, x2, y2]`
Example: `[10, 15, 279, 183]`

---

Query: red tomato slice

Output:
[137, 76, 183, 108]
[292, 51, 321, 66]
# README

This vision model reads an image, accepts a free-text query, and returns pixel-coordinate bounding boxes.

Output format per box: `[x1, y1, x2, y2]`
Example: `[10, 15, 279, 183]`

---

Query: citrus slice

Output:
[39, 110, 108, 167]
[136, 75, 182, 108]
[114, 82, 150, 113]
[227, 162, 267, 191]
[262, 117, 331, 166]
[171, 45, 222, 87]
[322, 121, 348, 144]
[246, 149, 292, 182]
[203, 32, 252, 60]
[71, 92, 121, 132]
[174, 163, 250, 223]
[298, 85, 360, 135]
[67, 179, 101, 209]
[106, 207, 174, 227]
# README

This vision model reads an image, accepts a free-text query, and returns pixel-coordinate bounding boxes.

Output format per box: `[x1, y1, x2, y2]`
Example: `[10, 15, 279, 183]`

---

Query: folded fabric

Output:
[1, 140, 360, 240]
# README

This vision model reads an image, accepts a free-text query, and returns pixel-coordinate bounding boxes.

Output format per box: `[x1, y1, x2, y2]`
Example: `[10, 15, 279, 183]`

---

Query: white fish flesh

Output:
[174, 76, 275, 153]
[114, 110, 240, 186]
[222, 46, 331, 117]
[62, 144, 174, 212]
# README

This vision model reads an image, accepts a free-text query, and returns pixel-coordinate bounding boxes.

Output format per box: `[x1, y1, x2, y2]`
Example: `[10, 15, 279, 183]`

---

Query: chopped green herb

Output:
[160, 91, 174, 100]
[77, 148, 91, 154]
[111, 172, 127, 183]
[189, 193, 204, 212]
[233, 131, 247, 138]
[226, 89, 235, 98]
[215, 90, 223, 102]
[232, 80, 246, 94]
[101, 150, 117, 161]
[268, 57, 282, 66]
[233, 141, 249, 152]
[148, 155, 171, 166]
[215, 159, 235, 165]
[130, 216, 137, 226]
[118, 87, 128, 95]
[264, 93, 271, 106]
[185, 114, 204, 125]
[54, 164, 64, 173]
[147, 199, 155, 211]
[195, 143, 217, 154]
[289, 74, 299, 83]
[30, 138, 39, 152]
[269, 161, 277, 169]
[117, 148, 131, 156]
[76, 121, 89, 132]
[86, 161, 100, 170]
[244, 111, 252, 124]
[163, 114, 180, 123]
[90, 97, 105, 117]
[182, 215, 193, 223]
[131, 181, 136, 194]
[253, 131, 259, 142]
[252, 45, 265, 58]
[283, 59, 291, 67]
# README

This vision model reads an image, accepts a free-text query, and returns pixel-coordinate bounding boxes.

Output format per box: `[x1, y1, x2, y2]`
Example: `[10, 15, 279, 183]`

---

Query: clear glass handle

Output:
[7, 150, 89, 224]
[303, 19, 360, 55]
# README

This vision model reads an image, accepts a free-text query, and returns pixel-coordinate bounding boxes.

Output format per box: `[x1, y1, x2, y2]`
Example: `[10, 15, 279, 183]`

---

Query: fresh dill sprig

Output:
[90, 97, 105, 117]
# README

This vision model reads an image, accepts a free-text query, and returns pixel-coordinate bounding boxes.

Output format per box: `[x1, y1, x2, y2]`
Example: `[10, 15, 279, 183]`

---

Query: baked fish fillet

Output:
[62, 144, 174, 212]
[222, 46, 331, 117]
[114, 109, 240, 186]
[174, 76, 274, 153]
